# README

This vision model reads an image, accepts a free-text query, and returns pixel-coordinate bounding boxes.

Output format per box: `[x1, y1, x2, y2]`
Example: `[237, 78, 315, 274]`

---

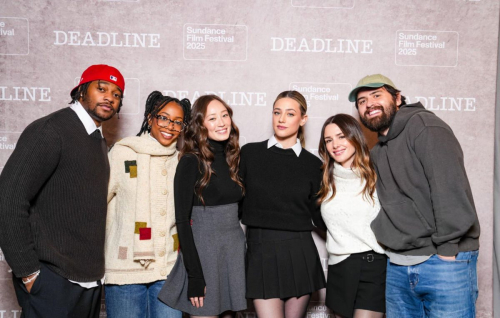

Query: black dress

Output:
[240, 141, 326, 299]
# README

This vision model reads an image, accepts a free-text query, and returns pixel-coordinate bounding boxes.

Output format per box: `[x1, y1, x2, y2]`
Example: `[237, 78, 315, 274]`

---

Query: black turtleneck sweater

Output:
[174, 140, 243, 297]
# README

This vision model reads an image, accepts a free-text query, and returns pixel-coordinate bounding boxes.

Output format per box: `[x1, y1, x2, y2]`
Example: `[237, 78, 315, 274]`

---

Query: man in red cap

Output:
[0, 64, 125, 318]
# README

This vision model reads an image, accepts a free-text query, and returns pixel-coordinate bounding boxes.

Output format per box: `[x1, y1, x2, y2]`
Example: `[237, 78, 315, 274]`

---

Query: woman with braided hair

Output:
[104, 91, 191, 318]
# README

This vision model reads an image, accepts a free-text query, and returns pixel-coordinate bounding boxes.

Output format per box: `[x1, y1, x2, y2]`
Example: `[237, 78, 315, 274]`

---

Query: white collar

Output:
[70, 101, 101, 135]
[267, 135, 302, 157]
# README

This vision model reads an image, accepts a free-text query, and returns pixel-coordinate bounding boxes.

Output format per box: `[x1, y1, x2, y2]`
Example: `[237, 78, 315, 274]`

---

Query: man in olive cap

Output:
[0, 64, 125, 318]
[350, 74, 480, 317]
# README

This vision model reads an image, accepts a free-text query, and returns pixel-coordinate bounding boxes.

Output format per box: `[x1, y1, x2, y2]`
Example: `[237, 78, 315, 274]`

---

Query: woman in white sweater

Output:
[104, 91, 191, 318]
[317, 114, 386, 318]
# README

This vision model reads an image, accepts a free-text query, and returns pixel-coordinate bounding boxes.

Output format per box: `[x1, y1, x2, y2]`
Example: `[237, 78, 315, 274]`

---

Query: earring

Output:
[148, 125, 151, 130]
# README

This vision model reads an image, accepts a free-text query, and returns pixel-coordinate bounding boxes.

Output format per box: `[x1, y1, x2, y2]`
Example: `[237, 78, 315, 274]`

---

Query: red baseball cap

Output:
[71, 64, 125, 97]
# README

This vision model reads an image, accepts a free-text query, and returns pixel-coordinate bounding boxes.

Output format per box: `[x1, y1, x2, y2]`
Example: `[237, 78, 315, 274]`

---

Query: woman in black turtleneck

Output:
[159, 95, 246, 318]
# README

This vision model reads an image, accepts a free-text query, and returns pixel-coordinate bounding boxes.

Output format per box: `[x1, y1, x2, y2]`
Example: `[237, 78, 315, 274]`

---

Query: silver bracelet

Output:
[22, 270, 40, 284]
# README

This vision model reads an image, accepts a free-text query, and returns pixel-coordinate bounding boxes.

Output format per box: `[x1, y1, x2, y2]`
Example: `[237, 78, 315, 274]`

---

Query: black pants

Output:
[12, 262, 102, 318]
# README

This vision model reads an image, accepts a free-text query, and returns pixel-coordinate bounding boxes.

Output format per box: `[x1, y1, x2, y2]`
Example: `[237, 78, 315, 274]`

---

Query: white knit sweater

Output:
[104, 134, 179, 284]
[321, 162, 385, 265]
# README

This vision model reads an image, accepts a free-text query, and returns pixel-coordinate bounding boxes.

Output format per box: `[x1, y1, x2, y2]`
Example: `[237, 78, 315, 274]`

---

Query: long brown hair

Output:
[273, 91, 307, 147]
[180, 95, 244, 205]
[317, 114, 376, 204]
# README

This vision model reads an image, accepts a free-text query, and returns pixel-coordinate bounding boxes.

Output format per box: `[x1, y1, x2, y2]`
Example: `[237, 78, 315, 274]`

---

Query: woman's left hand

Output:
[190, 287, 207, 308]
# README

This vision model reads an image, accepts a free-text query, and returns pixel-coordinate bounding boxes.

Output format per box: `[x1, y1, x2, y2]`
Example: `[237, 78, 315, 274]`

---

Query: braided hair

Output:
[137, 91, 191, 136]
[69, 80, 124, 113]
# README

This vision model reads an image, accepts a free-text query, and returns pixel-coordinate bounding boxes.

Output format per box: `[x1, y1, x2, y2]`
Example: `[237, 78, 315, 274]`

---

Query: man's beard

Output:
[87, 104, 116, 122]
[360, 102, 397, 133]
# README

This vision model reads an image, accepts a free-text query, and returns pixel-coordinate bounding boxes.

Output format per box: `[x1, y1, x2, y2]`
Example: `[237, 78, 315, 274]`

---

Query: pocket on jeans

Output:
[435, 252, 469, 263]
[372, 198, 434, 250]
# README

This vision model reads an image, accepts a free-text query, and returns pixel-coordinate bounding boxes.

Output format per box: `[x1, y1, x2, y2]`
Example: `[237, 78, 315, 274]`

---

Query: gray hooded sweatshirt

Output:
[370, 102, 480, 256]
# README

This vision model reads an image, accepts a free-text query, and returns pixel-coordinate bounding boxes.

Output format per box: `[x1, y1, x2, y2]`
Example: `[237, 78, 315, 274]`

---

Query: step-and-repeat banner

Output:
[0, 0, 498, 317]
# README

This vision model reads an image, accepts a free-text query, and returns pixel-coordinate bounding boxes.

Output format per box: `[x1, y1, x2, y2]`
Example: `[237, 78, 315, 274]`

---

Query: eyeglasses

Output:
[154, 114, 185, 132]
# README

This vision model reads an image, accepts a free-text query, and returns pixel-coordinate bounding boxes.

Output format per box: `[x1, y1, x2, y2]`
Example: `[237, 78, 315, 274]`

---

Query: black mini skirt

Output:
[326, 251, 387, 318]
[245, 227, 326, 299]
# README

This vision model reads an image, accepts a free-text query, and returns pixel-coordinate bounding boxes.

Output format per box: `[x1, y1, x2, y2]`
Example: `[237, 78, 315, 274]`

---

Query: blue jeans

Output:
[386, 251, 479, 318]
[105, 280, 182, 318]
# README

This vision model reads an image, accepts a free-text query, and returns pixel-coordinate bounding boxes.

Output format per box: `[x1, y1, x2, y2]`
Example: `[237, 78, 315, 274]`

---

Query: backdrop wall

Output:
[0, 1, 498, 317]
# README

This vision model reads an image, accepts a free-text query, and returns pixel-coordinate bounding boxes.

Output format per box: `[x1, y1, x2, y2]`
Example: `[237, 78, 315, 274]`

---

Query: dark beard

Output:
[360, 103, 397, 133]
[87, 104, 116, 123]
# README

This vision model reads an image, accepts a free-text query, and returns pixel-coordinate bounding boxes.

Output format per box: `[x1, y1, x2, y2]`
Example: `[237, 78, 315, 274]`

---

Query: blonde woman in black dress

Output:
[239, 91, 326, 318]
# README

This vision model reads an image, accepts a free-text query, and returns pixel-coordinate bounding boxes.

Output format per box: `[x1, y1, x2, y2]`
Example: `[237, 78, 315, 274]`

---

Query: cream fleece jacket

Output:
[104, 134, 179, 285]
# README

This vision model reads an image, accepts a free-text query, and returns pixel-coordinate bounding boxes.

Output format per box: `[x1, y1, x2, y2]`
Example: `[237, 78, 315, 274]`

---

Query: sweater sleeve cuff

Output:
[14, 262, 41, 279]
[187, 277, 206, 298]
[436, 242, 459, 257]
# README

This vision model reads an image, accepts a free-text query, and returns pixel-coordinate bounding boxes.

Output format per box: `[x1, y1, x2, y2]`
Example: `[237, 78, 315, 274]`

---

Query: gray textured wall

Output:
[0, 0, 497, 317]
